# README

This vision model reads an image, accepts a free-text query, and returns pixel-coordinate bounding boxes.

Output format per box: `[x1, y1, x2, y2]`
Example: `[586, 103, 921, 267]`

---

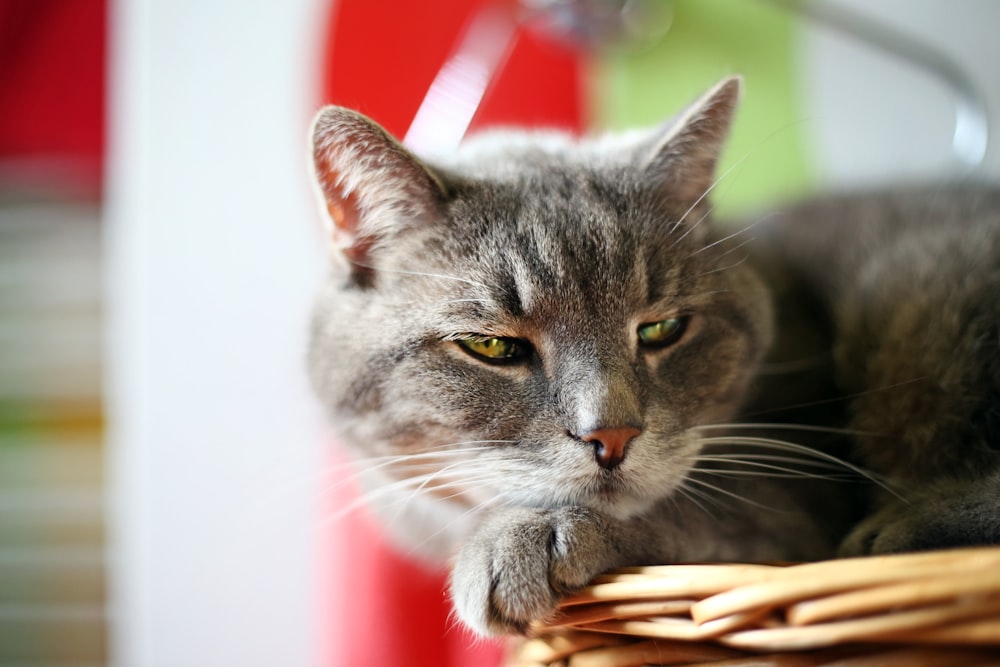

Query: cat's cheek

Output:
[655, 321, 757, 422]
[423, 349, 542, 435]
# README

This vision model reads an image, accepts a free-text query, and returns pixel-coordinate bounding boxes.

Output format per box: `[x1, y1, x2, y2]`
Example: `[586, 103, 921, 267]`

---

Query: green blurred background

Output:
[595, 0, 814, 215]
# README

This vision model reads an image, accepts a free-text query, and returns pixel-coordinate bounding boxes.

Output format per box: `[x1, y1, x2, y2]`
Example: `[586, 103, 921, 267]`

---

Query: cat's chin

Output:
[585, 493, 660, 522]
[521, 484, 668, 523]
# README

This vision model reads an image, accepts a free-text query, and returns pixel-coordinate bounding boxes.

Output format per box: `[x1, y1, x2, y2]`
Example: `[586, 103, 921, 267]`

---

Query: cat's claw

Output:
[450, 505, 613, 637]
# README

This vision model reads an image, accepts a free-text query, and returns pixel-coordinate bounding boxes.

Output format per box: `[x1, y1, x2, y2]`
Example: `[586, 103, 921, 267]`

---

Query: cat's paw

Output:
[840, 475, 1000, 556]
[839, 500, 927, 556]
[450, 505, 614, 636]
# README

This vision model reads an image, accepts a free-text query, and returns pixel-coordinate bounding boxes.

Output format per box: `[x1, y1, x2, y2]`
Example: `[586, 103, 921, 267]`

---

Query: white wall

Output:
[105, 1, 329, 665]
[798, 0, 1000, 185]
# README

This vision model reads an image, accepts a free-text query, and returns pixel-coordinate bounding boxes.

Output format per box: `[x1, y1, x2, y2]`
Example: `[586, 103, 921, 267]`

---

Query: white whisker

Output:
[670, 117, 809, 248]
[689, 222, 758, 258]
[669, 147, 751, 236]
[683, 474, 790, 513]
[675, 481, 726, 519]
[320, 469, 505, 527]
[351, 262, 494, 290]
[344, 441, 514, 473]
[388, 456, 515, 521]
[696, 422, 879, 438]
[698, 435, 905, 502]
[692, 254, 750, 279]
[409, 493, 508, 560]
[438, 298, 493, 305]
[695, 455, 857, 481]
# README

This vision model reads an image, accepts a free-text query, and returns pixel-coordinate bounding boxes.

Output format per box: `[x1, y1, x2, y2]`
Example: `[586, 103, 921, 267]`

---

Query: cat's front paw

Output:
[839, 500, 924, 556]
[840, 475, 1000, 556]
[450, 505, 614, 636]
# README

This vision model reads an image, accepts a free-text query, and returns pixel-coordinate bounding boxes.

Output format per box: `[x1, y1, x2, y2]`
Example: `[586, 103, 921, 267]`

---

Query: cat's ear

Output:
[641, 76, 741, 205]
[311, 107, 447, 269]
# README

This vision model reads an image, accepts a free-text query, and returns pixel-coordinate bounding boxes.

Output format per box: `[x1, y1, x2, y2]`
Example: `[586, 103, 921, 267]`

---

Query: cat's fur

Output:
[749, 185, 1000, 555]
[307, 77, 1000, 636]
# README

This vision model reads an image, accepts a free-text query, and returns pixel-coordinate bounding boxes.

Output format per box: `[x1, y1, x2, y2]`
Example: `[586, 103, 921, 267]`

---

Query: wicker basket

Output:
[508, 547, 1000, 666]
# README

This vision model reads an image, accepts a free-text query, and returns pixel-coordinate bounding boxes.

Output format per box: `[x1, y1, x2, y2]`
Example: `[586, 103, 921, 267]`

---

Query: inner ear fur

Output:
[641, 76, 742, 207]
[311, 107, 447, 268]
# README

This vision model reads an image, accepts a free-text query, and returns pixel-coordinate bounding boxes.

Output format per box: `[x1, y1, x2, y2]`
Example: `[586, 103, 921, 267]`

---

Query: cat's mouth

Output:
[595, 482, 628, 505]
[594, 468, 627, 492]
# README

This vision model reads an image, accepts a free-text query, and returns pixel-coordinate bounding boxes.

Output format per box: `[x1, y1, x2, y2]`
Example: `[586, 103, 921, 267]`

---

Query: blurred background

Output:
[1, 1, 998, 666]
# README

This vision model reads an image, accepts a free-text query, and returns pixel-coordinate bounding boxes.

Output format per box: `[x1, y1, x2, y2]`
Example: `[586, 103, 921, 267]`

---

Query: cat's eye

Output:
[637, 316, 689, 349]
[456, 336, 531, 364]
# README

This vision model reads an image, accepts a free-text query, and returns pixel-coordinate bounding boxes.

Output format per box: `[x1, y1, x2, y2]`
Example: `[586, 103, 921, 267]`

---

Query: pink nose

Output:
[581, 427, 642, 470]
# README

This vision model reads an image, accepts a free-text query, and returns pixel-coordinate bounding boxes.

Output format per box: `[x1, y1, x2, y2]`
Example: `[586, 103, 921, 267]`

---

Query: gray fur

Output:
[749, 184, 1000, 555]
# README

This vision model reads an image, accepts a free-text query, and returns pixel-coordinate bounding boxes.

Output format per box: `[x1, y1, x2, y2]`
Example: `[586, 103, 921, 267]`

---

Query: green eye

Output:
[637, 317, 688, 349]
[456, 336, 530, 363]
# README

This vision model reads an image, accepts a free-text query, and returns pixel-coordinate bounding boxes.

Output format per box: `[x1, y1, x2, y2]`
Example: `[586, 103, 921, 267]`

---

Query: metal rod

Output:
[769, 0, 989, 173]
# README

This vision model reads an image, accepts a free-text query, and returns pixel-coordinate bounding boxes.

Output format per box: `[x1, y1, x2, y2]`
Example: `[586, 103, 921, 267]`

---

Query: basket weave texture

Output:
[509, 547, 1000, 666]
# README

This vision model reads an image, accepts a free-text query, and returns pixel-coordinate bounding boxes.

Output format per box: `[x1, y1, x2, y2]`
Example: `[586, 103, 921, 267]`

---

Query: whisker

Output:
[698, 435, 906, 502]
[669, 146, 753, 238]
[692, 254, 750, 279]
[349, 262, 494, 290]
[323, 455, 498, 500]
[437, 298, 493, 305]
[394, 297, 494, 309]
[322, 440, 504, 484]
[689, 221, 759, 258]
[739, 377, 929, 418]
[409, 493, 508, 561]
[320, 470, 505, 526]
[675, 480, 726, 519]
[683, 474, 791, 513]
[702, 236, 757, 264]
[670, 115, 810, 248]
[668, 205, 716, 250]
[695, 455, 858, 481]
[696, 422, 881, 438]
[344, 441, 516, 472]
[387, 456, 516, 521]
[698, 451, 852, 470]
[666, 254, 749, 293]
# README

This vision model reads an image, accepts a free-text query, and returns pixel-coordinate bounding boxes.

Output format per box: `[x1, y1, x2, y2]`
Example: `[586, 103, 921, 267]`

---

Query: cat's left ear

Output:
[310, 107, 447, 269]
[641, 76, 741, 205]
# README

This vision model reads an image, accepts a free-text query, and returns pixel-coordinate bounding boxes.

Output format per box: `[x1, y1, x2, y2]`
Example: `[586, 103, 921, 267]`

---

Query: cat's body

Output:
[307, 77, 1000, 636]
[749, 185, 1000, 555]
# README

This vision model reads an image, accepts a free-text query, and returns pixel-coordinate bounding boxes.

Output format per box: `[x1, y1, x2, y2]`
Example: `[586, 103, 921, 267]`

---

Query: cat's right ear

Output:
[640, 76, 742, 207]
[310, 107, 447, 271]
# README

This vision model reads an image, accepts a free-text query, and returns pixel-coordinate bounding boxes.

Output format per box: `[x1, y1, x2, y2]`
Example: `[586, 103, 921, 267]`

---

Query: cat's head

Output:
[309, 77, 772, 556]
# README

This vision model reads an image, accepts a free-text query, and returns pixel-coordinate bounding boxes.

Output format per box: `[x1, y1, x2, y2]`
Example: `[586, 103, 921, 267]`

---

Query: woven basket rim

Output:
[514, 546, 1000, 666]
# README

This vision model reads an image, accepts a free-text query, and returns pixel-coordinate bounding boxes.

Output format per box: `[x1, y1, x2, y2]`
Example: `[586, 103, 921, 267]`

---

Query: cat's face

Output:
[309, 78, 771, 550]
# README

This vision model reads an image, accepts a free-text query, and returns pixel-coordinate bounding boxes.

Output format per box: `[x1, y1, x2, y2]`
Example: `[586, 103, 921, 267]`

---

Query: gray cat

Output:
[307, 76, 1000, 636]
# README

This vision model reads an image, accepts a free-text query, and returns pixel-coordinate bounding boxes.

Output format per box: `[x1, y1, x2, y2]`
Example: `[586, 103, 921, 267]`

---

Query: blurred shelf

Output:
[0, 197, 106, 666]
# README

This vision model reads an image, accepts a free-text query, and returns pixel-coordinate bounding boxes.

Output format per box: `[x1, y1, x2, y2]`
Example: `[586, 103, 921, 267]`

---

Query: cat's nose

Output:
[581, 426, 642, 470]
